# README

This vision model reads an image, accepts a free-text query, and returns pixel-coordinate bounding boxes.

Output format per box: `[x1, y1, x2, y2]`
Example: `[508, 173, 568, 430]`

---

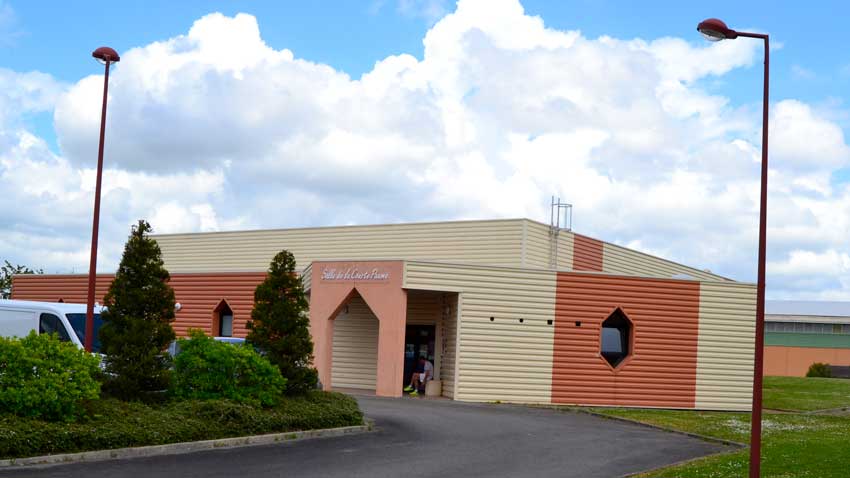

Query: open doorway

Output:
[402, 324, 436, 391]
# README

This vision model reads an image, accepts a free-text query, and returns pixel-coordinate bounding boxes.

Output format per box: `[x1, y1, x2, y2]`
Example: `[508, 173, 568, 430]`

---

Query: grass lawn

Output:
[591, 376, 850, 478]
[0, 391, 363, 459]
[764, 376, 850, 411]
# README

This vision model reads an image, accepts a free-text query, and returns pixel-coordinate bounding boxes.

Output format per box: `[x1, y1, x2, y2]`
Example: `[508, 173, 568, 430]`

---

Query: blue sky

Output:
[1, 0, 849, 298]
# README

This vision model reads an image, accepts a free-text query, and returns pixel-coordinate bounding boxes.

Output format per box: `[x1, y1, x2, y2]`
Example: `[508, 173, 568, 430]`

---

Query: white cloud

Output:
[0, 68, 65, 125]
[2, 0, 849, 299]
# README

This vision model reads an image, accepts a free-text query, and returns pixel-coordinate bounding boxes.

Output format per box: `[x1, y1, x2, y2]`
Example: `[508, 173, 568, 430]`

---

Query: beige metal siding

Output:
[602, 242, 728, 281]
[407, 292, 440, 326]
[404, 261, 556, 403]
[522, 220, 574, 270]
[154, 219, 525, 273]
[331, 295, 378, 390]
[440, 293, 459, 398]
[301, 264, 312, 292]
[696, 281, 756, 410]
[555, 232, 575, 270]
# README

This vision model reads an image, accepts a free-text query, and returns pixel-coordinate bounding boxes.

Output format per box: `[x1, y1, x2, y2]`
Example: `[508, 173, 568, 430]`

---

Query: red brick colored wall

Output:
[552, 273, 700, 408]
[11, 273, 266, 337]
[572, 234, 603, 272]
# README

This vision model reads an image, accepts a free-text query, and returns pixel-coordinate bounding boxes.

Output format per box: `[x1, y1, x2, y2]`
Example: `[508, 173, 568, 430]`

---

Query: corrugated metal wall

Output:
[404, 261, 556, 403]
[11, 273, 266, 338]
[696, 282, 755, 410]
[572, 234, 604, 272]
[602, 242, 727, 281]
[331, 294, 379, 391]
[523, 221, 574, 270]
[406, 291, 440, 326]
[552, 273, 700, 408]
[11, 274, 112, 303]
[440, 293, 459, 398]
[154, 219, 526, 273]
[301, 265, 312, 292]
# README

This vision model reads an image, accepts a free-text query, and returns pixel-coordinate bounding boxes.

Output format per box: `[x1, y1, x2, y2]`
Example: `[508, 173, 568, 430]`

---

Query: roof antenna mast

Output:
[550, 196, 573, 268]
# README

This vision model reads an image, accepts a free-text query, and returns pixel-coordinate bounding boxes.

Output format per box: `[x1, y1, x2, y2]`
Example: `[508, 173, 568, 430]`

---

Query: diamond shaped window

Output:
[600, 308, 632, 368]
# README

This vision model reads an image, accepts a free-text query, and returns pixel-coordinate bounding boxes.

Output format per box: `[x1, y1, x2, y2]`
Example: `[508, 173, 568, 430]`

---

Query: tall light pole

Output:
[84, 46, 120, 352]
[697, 18, 769, 478]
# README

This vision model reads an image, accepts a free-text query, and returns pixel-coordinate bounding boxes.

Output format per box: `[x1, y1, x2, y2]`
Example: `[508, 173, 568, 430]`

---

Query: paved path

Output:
[1, 395, 728, 478]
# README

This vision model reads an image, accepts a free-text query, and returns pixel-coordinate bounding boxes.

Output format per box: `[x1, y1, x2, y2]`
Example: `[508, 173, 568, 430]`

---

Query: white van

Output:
[0, 300, 105, 352]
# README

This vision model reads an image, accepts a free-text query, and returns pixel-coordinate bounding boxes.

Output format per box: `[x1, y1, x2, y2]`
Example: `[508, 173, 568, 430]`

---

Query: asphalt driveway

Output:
[1, 395, 729, 478]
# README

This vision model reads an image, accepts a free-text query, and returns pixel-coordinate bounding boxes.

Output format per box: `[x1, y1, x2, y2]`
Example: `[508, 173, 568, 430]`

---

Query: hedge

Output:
[171, 331, 286, 405]
[0, 332, 100, 421]
[0, 391, 363, 459]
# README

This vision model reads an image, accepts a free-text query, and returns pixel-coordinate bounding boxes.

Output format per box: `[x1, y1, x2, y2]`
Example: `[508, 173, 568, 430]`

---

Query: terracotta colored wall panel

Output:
[11, 274, 112, 304]
[552, 273, 700, 408]
[572, 234, 603, 272]
[11, 273, 266, 337]
[765, 346, 850, 377]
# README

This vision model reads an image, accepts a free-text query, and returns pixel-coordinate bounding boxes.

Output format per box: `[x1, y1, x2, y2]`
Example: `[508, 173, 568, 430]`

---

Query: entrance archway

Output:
[331, 291, 379, 391]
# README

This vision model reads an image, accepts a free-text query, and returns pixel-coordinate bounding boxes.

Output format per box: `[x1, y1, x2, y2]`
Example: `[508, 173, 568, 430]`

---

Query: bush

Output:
[807, 362, 832, 378]
[0, 332, 100, 421]
[0, 392, 362, 459]
[171, 331, 287, 406]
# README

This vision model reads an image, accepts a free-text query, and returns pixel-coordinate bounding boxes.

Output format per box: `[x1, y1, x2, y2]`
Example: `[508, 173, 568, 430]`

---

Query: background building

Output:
[765, 300, 850, 377]
[12, 218, 756, 410]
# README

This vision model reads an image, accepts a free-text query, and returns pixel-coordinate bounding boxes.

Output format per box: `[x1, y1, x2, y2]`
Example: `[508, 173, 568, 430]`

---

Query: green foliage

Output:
[171, 330, 287, 406]
[0, 260, 42, 299]
[0, 332, 100, 421]
[593, 375, 850, 478]
[98, 220, 177, 400]
[807, 362, 833, 378]
[0, 392, 362, 459]
[247, 250, 318, 394]
[764, 375, 850, 411]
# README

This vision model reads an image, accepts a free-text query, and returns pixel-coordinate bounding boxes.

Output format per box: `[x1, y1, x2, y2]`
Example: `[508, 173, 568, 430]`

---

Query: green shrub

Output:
[0, 392, 362, 459]
[807, 362, 832, 378]
[171, 331, 286, 406]
[0, 332, 100, 421]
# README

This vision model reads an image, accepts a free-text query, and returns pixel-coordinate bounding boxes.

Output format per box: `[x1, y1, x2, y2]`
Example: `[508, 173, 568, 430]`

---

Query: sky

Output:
[1, 0, 849, 299]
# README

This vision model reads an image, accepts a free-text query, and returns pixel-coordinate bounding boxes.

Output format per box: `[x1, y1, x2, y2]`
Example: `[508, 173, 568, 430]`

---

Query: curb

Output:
[0, 422, 373, 468]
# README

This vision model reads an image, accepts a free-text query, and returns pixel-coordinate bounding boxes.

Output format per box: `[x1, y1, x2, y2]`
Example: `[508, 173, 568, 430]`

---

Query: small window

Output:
[600, 308, 632, 368]
[39, 313, 71, 342]
[217, 303, 234, 337]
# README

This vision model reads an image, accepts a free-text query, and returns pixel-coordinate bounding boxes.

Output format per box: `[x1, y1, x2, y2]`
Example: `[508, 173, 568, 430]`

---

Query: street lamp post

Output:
[697, 18, 769, 478]
[84, 46, 120, 353]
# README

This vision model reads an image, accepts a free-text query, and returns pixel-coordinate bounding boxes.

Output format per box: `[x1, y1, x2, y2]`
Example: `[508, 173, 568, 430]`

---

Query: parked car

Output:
[0, 299, 105, 352]
[166, 336, 246, 357]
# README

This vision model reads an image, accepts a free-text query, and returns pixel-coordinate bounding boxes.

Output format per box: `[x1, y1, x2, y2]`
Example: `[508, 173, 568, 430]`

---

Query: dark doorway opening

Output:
[403, 324, 435, 389]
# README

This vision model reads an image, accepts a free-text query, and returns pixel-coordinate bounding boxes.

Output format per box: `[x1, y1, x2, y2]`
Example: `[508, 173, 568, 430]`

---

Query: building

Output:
[12, 218, 756, 410]
[764, 300, 850, 377]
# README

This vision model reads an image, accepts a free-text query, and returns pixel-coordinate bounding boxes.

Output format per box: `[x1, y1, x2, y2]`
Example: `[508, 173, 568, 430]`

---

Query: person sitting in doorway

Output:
[403, 356, 433, 396]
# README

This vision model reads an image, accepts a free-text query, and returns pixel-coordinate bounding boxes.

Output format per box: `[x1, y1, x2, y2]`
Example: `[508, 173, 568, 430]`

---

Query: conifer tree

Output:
[99, 220, 176, 400]
[247, 250, 317, 394]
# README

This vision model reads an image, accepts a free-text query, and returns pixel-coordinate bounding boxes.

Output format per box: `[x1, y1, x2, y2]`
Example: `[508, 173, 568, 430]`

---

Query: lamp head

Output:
[92, 46, 120, 64]
[697, 18, 738, 41]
